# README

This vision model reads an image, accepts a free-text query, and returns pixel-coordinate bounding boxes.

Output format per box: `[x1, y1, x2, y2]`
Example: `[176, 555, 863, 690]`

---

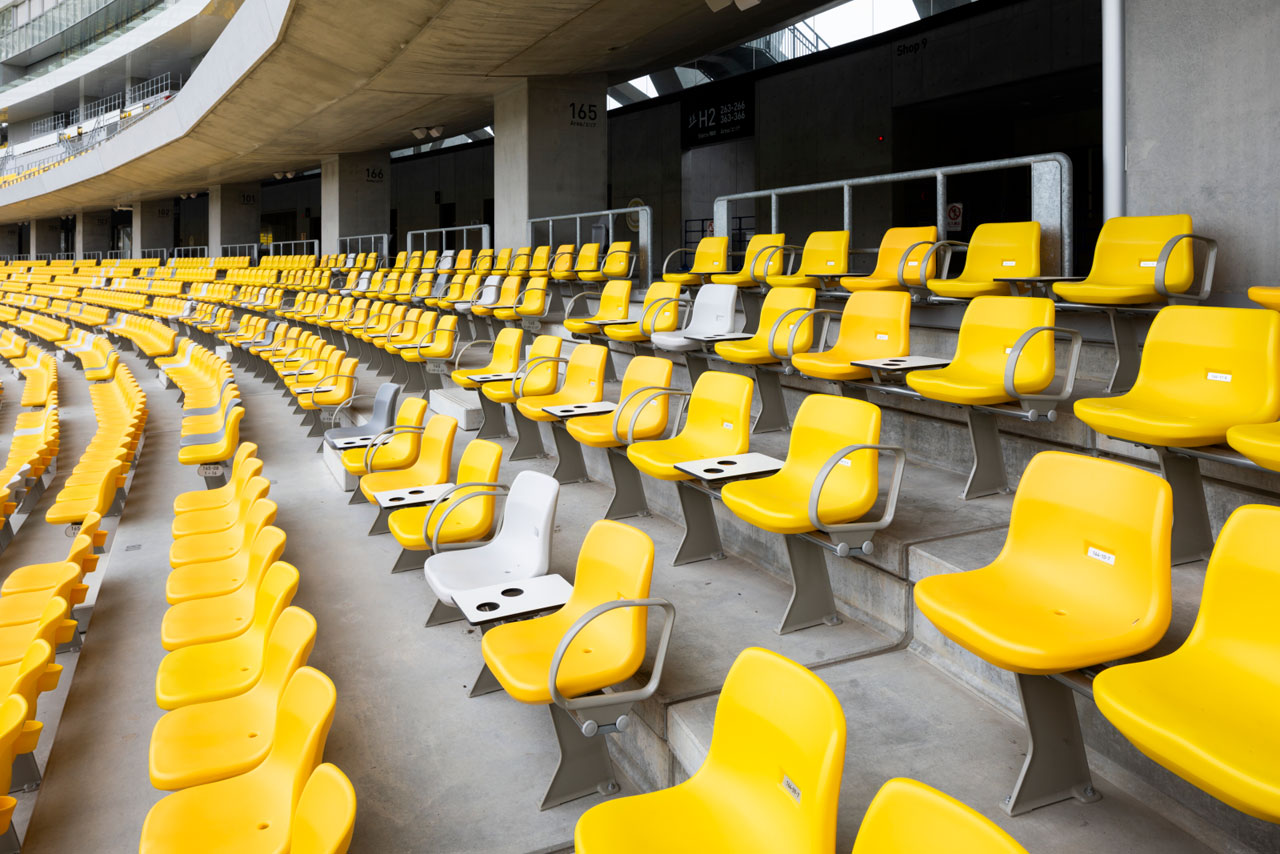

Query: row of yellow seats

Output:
[143, 443, 356, 852]
[259, 255, 316, 271]
[185, 282, 239, 303]
[223, 268, 282, 286]
[157, 339, 246, 468]
[180, 302, 235, 335]
[56, 330, 119, 381]
[224, 286, 285, 311]
[2, 334, 56, 406]
[76, 288, 148, 311]
[102, 312, 178, 358]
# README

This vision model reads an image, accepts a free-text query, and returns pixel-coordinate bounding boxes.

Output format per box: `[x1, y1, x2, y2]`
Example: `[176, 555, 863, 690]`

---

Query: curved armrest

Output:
[549, 598, 677, 730]
[895, 240, 936, 287]
[785, 308, 842, 360]
[292, 356, 329, 375]
[1154, 233, 1217, 301]
[384, 318, 417, 341]
[661, 247, 694, 278]
[515, 355, 567, 397]
[363, 424, 426, 471]
[916, 240, 968, 287]
[809, 443, 907, 551]
[640, 296, 692, 335]
[424, 482, 509, 552]
[599, 249, 636, 278]
[326, 391, 377, 428]
[766, 306, 815, 359]
[750, 244, 801, 285]
[612, 386, 687, 444]
[301, 372, 357, 407]
[1002, 326, 1082, 410]
[452, 338, 496, 373]
[562, 290, 600, 319]
[409, 327, 453, 358]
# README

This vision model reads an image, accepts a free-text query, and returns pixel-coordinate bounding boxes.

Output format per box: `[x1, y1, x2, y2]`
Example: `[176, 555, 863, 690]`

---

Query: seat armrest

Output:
[1003, 326, 1083, 415]
[1154, 233, 1217, 302]
[809, 443, 907, 555]
[424, 482, 509, 552]
[613, 387, 686, 444]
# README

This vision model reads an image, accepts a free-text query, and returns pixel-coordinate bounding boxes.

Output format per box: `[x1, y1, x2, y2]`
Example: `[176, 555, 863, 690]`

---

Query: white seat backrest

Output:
[685, 284, 738, 335]
[476, 275, 504, 306]
[437, 251, 456, 271]
[488, 470, 559, 571]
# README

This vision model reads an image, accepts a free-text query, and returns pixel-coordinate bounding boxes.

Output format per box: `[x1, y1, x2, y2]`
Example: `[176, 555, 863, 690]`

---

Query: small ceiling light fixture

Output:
[273, 171, 284, 180]
[411, 127, 429, 140]
[285, 171, 295, 179]
[428, 125, 445, 139]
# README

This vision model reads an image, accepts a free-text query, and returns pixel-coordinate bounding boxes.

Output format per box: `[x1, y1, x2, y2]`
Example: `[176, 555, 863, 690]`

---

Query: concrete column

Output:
[29, 218, 63, 258]
[132, 199, 174, 255]
[493, 75, 608, 248]
[320, 150, 390, 255]
[208, 183, 261, 254]
[75, 210, 112, 259]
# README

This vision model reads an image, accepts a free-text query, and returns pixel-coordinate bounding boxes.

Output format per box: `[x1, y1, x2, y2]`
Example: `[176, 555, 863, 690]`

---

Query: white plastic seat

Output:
[422, 470, 560, 623]
[650, 284, 738, 352]
[323, 382, 401, 444]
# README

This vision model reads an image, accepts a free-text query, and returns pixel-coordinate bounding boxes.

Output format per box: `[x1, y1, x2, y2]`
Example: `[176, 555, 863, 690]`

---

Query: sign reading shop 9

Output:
[681, 82, 754, 149]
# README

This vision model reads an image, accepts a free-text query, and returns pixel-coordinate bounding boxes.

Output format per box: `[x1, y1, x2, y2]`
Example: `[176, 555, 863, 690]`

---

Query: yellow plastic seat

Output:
[481, 335, 562, 404]
[386, 439, 502, 552]
[578, 241, 633, 284]
[839, 226, 938, 292]
[172, 475, 269, 539]
[1226, 421, 1280, 472]
[851, 778, 1029, 854]
[1074, 306, 1280, 447]
[482, 519, 653, 703]
[1248, 286, 1280, 311]
[340, 397, 427, 476]
[451, 327, 523, 387]
[662, 236, 728, 285]
[471, 276, 522, 319]
[150, 606, 316, 790]
[1094, 504, 1280, 823]
[566, 356, 674, 448]
[397, 316, 457, 363]
[169, 495, 277, 570]
[721, 395, 882, 535]
[291, 764, 357, 854]
[0, 695, 33, 842]
[924, 221, 1041, 299]
[161, 561, 299, 651]
[515, 344, 607, 422]
[765, 230, 849, 288]
[603, 282, 682, 342]
[140, 666, 337, 854]
[172, 444, 260, 515]
[0, 599, 73, 670]
[713, 287, 814, 365]
[564, 280, 631, 335]
[359, 414, 457, 501]
[155, 563, 299, 709]
[790, 290, 910, 381]
[906, 296, 1056, 406]
[627, 372, 752, 481]
[1054, 215, 1197, 305]
[708, 233, 786, 286]
[573, 647, 844, 854]
[166, 517, 285, 605]
[915, 451, 1173, 674]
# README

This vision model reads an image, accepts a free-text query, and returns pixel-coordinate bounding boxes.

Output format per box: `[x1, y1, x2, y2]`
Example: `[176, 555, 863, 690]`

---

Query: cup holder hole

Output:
[476, 602, 499, 612]
[408, 489, 423, 495]
[717, 460, 737, 465]
[703, 467, 723, 474]
[501, 587, 523, 597]
[388, 496, 404, 502]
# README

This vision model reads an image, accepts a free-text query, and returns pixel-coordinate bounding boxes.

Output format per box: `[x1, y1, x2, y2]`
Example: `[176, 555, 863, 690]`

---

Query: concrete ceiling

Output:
[0, 0, 833, 221]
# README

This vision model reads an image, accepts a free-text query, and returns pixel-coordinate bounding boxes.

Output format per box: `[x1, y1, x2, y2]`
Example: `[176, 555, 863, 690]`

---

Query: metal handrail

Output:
[712, 152, 1076, 276]
[337, 233, 389, 261]
[268, 240, 318, 258]
[405, 225, 491, 254]
[527, 205, 654, 285]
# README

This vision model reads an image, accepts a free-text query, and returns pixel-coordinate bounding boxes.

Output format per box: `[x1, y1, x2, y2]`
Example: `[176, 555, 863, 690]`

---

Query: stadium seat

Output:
[922, 221, 1041, 299]
[512, 343, 608, 462]
[340, 396, 427, 477]
[577, 241, 635, 284]
[721, 395, 905, 632]
[602, 281, 683, 344]
[140, 666, 337, 853]
[323, 383, 401, 448]
[1249, 286, 1280, 311]
[839, 225, 938, 292]
[649, 283, 739, 353]
[764, 230, 849, 288]
[291, 764, 357, 854]
[1094, 504, 1280, 824]
[661, 236, 728, 285]
[482, 519, 672, 810]
[166, 507, 284, 603]
[477, 334, 563, 440]
[712, 286, 814, 431]
[1226, 421, 1280, 472]
[359, 413, 458, 531]
[915, 451, 1173, 814]
[851, 778, 1029, 854]
[573, 647, 843, 852]
[0, 695, 33, 852]
[1052, 215, 1208, 305]
[422, 470, 559, 626]
[564, 280, 631, 336]
[789, 290, 911, 382]
[707, 233, 786, 287]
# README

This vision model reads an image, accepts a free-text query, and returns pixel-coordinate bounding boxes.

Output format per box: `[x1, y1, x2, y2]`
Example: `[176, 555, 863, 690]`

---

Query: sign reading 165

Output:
[569, 102, 598, 123]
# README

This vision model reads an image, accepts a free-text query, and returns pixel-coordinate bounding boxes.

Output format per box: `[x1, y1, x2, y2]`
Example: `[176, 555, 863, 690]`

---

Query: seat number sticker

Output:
[1002, 260, 1017, 266]
[1207, 372, 1232, 383]
[1139, 260, 1157, 267]
[1087, 546, 1116, 565]
[198, 464, 224, 478]
[782, 775, 802, 803]
[838, 458, 852, 467]
[722, 421, 733, 429]
[875, 333, 889, 341]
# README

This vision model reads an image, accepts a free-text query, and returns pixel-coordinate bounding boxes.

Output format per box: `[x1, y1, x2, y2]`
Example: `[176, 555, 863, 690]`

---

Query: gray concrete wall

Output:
[261, 177, 321, 243]
[29, 217, 63, 256]
[391, 145, 493, 238]
[75, 209, 112, 257]
[609, 102, 683, 263]
[1125, 0, 1280, 303]
[208, 182, 261, 251]
[0, 223, 18, 256]
[321, 150, 391, 254]
[133, 199, 174, 253]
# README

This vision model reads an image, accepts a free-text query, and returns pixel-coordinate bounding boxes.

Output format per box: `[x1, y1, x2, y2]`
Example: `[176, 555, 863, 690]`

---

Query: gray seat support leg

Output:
[468, 662, 503, 698]
[477, 393, 510, 440]
[1156, 447, 1215, 565]
[605, 449, 649, 519]
[1106, 310, 1141, 394]
[550, 423, 590, 484]
[425, 598, 464, 627]
[779, 534, 842, 634]
[389, 357, 409, 386]
[540, 703, 619, 811]
[751, 367, 790, 434]
[1003, 673, 1100, 816]
[510, 410, 548, 461]
[0, 821, 18, 854]
[684, 351, 710, 387]
[673, 481, 724, 565]
[9, 752, 39, 793]
[368, 505, 394, 535]
[602, 344, 619, 383]
[391, 548, 425, 574]
[421, 363, 445, 392]
[961, 408, 1009, 499]
[740, 289, 764, 329]
[402, 362, 427, 393]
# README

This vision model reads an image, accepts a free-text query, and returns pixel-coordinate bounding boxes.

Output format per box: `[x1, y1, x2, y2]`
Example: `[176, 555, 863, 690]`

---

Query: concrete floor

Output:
[1, 339, 1258, 853]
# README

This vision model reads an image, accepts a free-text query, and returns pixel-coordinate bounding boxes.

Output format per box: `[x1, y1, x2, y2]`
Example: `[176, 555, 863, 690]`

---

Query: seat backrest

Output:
[1126, 306, 1280, 423]
[473, 248, 494, 276]
[366, 383, 401, 430]
[1083, 214, 1195, 292]
[833, 290, 911, 358]
[528, 245, 552, 274]
[522, 335, 564, 392]
[0, 694, 28, 799]
[616, 356, 675, 435]
[999, 451, 1172, 631]
[454, 248, 474, 272]
[639, 282, 682, 332]
[249, 561, 301, 639]
[698, 647, 845, 853]
[755, 287, 815, 352]
[490, 470, 559, 569]
[410, 414, 458, 483]
[740, 234, 786, 278]
[869, 225, 939, 282]
[458, 438, 502, 484]
[488, 327, 525, 371]
[681, 371, 753, 452]
[263, 665, 338, 811]
[685, 284, 738, 335]
[492, 247, 513, 273]
[797, 230, 850, 276]
[599, 242, 633, 277]
[952, 296, 1055, 393]
[785, 395, 881, 525]
[1183, 504, 1280, 653]
[594, 280, 631, 317]
[394, 396, 428, 429]
[291, 764, 357, 854]
[258, 606, 318, 700]
[958, 221, 1040, 281]
[575, 244, 601, 273]
[10, 639, 53, 718]
[551, 244, 576, 274]
[688, 236, 729, 275]
[852, 778, 1028, 854]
